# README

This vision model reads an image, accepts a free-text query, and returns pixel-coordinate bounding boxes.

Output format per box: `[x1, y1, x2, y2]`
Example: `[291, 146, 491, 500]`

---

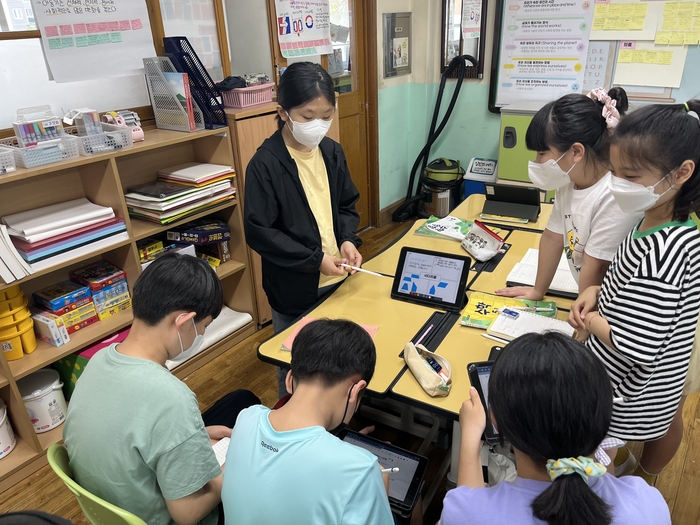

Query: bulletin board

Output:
[489, 0, 700, 113]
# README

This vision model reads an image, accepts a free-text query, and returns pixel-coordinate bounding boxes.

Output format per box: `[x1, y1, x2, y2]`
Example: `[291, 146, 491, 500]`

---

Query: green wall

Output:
[378, 82, 501, 209]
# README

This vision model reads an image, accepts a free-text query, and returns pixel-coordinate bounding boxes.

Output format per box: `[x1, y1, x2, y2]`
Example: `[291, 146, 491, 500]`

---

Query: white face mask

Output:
[286, 112, 332, 149]
[610, 174, 675, 214]
[172, 315, 205, 364]
[528, 152, 576, 190]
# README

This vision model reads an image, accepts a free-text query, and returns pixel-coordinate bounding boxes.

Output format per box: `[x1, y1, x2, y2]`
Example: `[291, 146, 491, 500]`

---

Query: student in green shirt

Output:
[64, 253, 259, 525]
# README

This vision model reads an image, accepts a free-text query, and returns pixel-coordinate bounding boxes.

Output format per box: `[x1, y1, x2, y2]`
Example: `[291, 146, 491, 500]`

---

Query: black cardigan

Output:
[244, 130, 362, 316]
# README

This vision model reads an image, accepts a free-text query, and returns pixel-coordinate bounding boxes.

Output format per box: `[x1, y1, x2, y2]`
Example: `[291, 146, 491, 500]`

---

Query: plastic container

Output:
[0, 320, 37, 360]
[0, 147, 16, 175]
[221, 83, 274, 109]
[17, 369, 67, 433]
[0, 136, 79, 169]
[0, 294, 26, 316]
[70, 123, 133, 156]
[0, 285, 22, 302]
[0, 304, 31, 330]
[0, 398, 17, 459]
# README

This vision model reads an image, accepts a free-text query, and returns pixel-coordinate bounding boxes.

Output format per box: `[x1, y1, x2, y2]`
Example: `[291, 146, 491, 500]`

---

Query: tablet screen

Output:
[342, 432, 420, 502]
[392, 248, 470, 310]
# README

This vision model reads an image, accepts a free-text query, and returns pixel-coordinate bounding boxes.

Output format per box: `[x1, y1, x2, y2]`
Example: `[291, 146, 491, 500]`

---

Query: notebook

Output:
[212, 437, 230, 466]
[281, 317, 379, 351]
[157, 163, 234, 184]
[486, 310, 575, 341]
[459, 291, 557, 329]
[506, 248, 578, 298]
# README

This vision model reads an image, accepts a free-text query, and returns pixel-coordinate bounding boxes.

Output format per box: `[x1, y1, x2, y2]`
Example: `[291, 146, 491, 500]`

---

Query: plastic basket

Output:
[0, 147, 16, 174]
[68, 123, 133, 156]
[0, 136, 79, 169]
[221, 83, 274, 109]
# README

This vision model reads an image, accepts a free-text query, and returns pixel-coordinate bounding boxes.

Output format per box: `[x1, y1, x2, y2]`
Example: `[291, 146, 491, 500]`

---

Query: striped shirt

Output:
[587, 220, 700, 441]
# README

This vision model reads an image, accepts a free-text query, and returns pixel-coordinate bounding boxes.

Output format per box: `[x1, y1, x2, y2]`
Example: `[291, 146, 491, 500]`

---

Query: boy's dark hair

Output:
[291, 319, 375, 387]
[489, 332, 613, 525]
[526, 88, 628, 171]
[611, 100, 700, 221]
[276, 62, 336, 130]
[0, 512, 72, 524]
[132, 253, 223, 326]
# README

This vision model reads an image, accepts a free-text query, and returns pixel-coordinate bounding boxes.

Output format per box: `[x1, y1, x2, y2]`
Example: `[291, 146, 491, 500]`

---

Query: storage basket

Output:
[0, 136, 79, 169]
[222, 83, 274, 109]
[0, 148, 16, 175]
[69, 123, 133, 156]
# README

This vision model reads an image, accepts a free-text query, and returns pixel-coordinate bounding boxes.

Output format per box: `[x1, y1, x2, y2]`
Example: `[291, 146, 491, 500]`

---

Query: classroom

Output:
[0, 0, 699, 523]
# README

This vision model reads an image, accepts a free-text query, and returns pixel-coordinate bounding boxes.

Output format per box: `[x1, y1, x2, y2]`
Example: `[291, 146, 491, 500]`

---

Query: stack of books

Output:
[1, 198, 128, 279]
[70, 261, 131, 321]
[125, 163, 235, 225]
[31, 281, 99, 344]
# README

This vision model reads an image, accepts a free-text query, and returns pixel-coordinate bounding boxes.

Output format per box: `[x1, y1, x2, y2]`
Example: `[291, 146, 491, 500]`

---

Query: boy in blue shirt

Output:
[222, 319, 396, 524]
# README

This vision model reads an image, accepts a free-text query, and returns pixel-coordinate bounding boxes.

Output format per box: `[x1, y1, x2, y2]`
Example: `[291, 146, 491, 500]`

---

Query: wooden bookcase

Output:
[0, 128, 257, 492]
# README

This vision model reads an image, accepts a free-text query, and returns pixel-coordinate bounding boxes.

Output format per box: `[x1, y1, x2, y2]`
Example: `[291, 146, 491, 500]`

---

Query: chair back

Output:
[47, 444, 148, 525]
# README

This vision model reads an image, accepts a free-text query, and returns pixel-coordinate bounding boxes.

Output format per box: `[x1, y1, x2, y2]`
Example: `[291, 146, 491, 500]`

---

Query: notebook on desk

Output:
[487, 310, 575, 341]
[506, 248, 578, 299]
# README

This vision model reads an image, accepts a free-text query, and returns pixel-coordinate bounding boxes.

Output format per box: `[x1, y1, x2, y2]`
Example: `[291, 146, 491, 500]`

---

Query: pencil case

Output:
[403, 342, 452, 397]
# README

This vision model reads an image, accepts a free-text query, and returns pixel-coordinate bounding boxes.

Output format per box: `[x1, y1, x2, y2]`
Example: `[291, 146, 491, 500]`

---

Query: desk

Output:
[470, 230, 574, 311]
[257, 271, 436, 395]
[363, 194, 553, 277]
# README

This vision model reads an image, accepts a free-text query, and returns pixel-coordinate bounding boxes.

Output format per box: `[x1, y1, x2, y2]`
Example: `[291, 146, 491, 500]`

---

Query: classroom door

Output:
[329, 0, 370, 230]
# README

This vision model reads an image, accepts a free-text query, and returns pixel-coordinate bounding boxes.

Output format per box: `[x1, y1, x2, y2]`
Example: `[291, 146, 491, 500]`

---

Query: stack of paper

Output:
[126, 163, 236, 225]
[0, 198, 127, 281]
[506, 248, 578, 297]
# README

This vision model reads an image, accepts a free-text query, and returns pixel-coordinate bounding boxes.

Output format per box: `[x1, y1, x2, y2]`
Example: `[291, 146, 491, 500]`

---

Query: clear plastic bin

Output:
[221, 83, 274, 108]
[0, 147, 16, 174]
[69, 123, 133, 156]
[0, 136, 80, 169]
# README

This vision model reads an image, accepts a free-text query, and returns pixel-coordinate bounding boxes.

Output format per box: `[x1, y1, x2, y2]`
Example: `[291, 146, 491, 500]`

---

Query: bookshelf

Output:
[0, 128, 257, 492]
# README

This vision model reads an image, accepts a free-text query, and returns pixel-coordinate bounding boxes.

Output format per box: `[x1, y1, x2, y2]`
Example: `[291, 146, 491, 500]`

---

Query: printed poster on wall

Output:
[275, 0, 332, 58]
[496, 0, 595, 108]
[462, 0, 482, 39]
[32, 0, 156, 83]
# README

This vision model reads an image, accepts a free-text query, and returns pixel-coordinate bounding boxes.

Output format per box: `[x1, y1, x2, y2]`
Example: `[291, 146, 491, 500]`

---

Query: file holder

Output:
[163, 36, 227, 129]
[143, 57, 206, 133]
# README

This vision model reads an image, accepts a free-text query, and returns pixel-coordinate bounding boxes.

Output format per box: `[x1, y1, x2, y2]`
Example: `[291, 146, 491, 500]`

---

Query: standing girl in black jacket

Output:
[244, 62, 363, 398]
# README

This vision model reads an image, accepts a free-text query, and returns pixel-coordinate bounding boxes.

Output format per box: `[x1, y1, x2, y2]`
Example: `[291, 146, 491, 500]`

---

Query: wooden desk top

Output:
[390, 308, 570, 418]
[470, 230, 574, 310]
[256, 271, 435, 395]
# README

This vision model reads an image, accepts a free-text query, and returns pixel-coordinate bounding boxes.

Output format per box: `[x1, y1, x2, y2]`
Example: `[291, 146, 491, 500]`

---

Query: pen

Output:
[381, 467, 400, 473]
[415, 324, 433, 346]
[496, 306, 554, 312]
[339, 263, 385, 277]
[482, 333, 509, 345]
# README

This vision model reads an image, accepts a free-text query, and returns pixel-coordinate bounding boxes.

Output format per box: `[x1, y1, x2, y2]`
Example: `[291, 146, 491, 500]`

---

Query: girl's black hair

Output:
[611, 100, 700, 221]
[526, 88, 628, 169]
[276, 62, 336, 130]
[489, 332, 613, 525]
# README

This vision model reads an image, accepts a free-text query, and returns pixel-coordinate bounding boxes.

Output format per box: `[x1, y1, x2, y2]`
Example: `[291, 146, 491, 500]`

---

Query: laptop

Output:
[482, 183, 541, 222]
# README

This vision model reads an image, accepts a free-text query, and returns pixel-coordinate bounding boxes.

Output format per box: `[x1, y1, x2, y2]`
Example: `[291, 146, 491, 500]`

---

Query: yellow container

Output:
[0, 320, 36, 360]
[0, 299, 29, 329]
[0, 285, 22, 303]
[0, 309, 32, 334]
[0, 294, 26, 315]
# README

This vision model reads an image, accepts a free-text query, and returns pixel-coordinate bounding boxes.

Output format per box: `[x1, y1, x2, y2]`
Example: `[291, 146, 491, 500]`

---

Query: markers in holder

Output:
[13, 118, 64, 147]
[75, 110, 102, 136]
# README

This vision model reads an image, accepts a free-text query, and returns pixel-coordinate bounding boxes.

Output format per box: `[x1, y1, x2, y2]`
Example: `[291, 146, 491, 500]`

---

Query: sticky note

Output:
[631, 2, 648, 16]
[130, 19, 143, 30]
[59, 25, 72, 35]
[119, 20, 131, 30]
[629, 17, 645, 29]
[605, 17, 620, 30]
[595, 4, 609, 16]
[684, 31, 700, 44]
[618, 50, 634, 62]
[669, 31, 687, 44]
[593, 17, 607, 30]
[48, 38, 62, 50]
[44, 26, 59, 37]
[662, 17, 678, 29]
[87, 23, 100, 33]
[110, 31, 122, 43]
[655, 30, 672, 44]
[88, 34, 100, 45]
[642, 50, 659, 64]
[618, 17, 631, 29]
[664, 2, 680, 16]
[61, 37, 73, 47]
[97, 33, 111, 44]
[677, 16, 693, 29]
[630, 50, 643, 62]
[657, 51, 674, 65]
[75, 36, 88, 47]
[608, 4, 623, 16]
[73, 23, 86, 34]
[679, 2, 695, 15]
[695, 2, 700, 16]
[108, 21, 119, 31]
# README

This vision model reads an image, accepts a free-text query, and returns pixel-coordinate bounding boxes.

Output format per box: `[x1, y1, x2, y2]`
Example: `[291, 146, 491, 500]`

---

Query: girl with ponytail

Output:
[570, 100, 700, 483]
[440, 332, 670, 525]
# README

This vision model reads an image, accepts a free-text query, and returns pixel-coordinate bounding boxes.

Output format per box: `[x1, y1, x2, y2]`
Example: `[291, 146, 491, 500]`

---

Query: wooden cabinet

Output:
[225, 102, 340, 326]
[0, 128, 257, 492]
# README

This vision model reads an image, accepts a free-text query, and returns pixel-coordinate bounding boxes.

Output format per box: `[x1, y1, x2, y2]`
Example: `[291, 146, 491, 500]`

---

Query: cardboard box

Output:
[70, 261, 127, 292]
[33, 281, 91, 311]
[31, 309, 70, 347]
[97, 298, 132, 321]
[166, 220, 231, 245]
[92, 281, 129, 306]
[137, 238, 164, 262]
[37, 306, 99, 334]
[197, 241, 231, 263]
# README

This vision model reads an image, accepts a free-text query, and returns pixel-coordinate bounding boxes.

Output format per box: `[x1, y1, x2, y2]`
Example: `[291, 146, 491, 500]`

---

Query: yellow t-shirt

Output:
[287, 146, 346, 288]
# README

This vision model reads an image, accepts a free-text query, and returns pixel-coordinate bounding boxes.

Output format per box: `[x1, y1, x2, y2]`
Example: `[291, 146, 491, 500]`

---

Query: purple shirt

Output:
[440, 475, 670, 525]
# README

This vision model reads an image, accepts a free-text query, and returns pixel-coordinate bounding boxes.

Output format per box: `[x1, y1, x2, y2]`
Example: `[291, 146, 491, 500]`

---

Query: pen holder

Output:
[0, 136, 80, 169]
[404, 342, 452, 397]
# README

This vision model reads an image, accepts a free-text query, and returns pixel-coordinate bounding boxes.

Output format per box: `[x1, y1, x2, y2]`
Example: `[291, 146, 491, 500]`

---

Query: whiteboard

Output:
[0, 38, 149, 128]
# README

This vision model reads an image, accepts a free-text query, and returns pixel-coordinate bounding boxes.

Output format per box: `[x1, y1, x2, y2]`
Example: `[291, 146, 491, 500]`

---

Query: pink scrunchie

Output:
[587, 87, 620, 134]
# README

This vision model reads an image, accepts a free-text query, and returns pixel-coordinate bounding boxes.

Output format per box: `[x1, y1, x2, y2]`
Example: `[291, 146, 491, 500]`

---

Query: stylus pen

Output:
[340, 263, 385, 277]
[381, 467, 400, 473]
[496, 306, 554, 312]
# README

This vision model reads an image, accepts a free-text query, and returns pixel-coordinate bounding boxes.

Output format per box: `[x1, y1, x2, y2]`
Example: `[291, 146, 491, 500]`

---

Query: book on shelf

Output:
[414, 215, 473, 241]
[0, 224, 32, 279]
[162, 72, 196, 132]
[486, 310, 575, 342]
[459, 291, 557, 329]
[0, 258, 15, 284]
[125, 181, 233, 212]
[29, 231, 130, 272]
[505, 248, 578, 297]
[2, 198, 114, 240]
[157, 162, 235, 186]
[128, 191, 236, 225]
[11, 217, 124, 253]
[125, 181, 204, 200]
